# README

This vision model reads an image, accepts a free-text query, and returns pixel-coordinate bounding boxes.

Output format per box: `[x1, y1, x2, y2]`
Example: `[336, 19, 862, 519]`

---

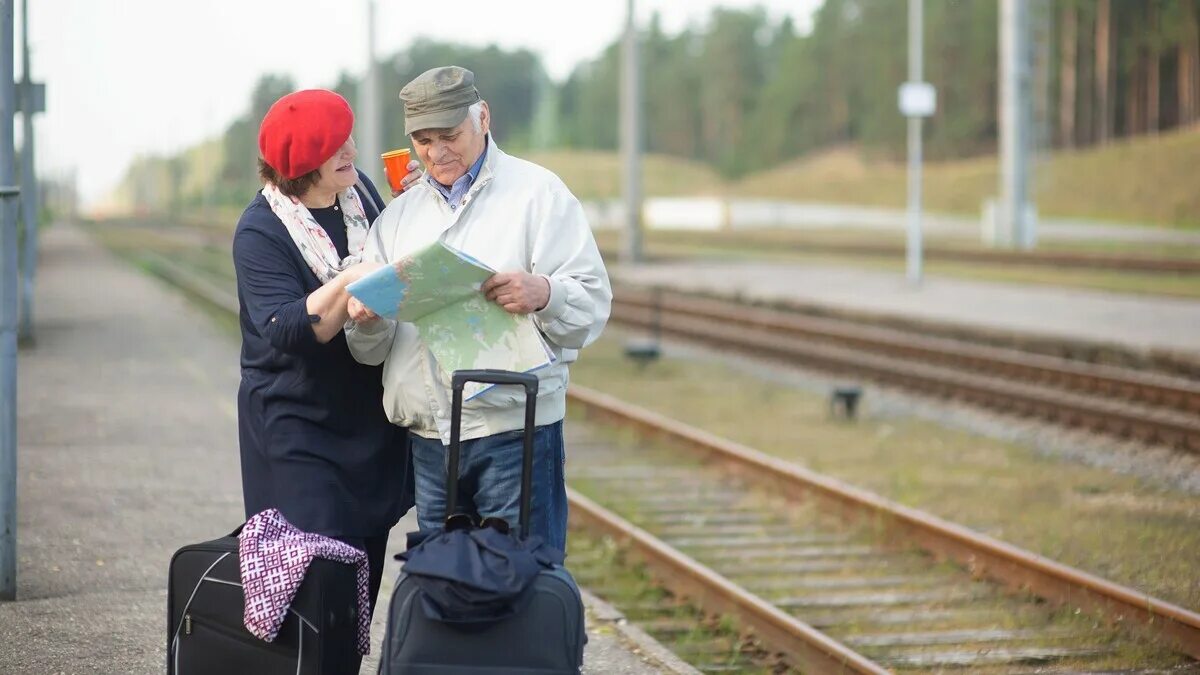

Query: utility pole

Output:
[0, 0, 21, 601]
[531, 69, 557, 152]
[999, 0, 1035, 248]
[620, 0, 642, 265]
[18, 0, 38, 343]
[357, 0, 383, 191]
[899, 0, 934, 285]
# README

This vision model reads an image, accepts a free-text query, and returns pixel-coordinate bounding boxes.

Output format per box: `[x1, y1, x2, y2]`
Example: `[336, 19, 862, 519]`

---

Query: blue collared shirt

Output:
[429, 142, 488, 211]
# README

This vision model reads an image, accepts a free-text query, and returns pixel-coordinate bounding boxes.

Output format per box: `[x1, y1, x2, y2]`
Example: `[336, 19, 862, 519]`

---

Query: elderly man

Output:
[346, 66, 611, 550]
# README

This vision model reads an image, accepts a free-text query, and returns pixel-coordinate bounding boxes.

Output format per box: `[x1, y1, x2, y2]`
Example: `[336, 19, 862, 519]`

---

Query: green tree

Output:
[643, 13, 703, 159]
[925, 0, 998, 157]
[697, 8, 772, 174]
[557, 43, 620, 150]
[218, 74, 295, 203]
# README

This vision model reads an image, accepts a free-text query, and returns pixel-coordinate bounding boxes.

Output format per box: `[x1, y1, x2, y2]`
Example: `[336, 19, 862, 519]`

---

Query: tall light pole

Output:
[0, 0, 21, 601]
[999, 0, 1035, 248]
[899, 0, 934, 285]
[357, 0, 383, 192]
[620, 0, 642, 265]
[18, 0, 36, 343]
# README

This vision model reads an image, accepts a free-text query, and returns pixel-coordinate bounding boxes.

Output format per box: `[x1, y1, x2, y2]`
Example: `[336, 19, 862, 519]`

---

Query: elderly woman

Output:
[231, 89, 418, 630]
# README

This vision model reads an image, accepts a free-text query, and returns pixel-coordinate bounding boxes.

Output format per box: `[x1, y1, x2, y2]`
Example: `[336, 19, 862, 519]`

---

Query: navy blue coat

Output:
[232, 173, 412, 538]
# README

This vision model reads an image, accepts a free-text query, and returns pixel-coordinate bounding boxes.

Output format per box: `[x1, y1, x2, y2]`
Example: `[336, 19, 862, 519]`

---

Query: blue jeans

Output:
[410, 421, 567, 551]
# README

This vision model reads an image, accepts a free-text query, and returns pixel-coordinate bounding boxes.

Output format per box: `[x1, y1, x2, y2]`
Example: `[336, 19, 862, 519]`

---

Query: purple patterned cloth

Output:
[238, 509, 371, 654]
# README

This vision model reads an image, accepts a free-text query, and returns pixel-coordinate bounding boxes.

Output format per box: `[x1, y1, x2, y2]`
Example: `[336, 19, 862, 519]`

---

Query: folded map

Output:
[347, 240, 555, 399]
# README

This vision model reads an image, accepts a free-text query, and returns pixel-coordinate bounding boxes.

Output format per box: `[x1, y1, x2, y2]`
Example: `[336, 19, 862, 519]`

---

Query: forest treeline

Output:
[116, 1, 1200, 210]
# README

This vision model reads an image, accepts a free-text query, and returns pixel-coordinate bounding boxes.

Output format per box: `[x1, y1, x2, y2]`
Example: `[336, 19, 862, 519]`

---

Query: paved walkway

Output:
[0, 223, 690, 674]
[616, 259, 1200, 358]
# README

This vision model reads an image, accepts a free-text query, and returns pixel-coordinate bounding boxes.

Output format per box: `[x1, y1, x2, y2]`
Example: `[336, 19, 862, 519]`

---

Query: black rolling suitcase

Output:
[378, 370, 586, 674]
[167, 529, 361, 675]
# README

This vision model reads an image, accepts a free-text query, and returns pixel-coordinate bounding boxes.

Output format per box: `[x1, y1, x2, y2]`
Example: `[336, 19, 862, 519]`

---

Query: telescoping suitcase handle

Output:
[448, 370, 540, 538]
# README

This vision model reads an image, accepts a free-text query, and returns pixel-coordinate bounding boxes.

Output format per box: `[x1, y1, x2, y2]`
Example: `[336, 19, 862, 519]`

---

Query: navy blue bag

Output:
[398, 519, 565, 624]
[378, 370, 586, 674]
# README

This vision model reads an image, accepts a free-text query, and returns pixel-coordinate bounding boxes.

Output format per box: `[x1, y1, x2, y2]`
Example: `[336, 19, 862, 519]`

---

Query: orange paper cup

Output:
[381, 148, 412, 192]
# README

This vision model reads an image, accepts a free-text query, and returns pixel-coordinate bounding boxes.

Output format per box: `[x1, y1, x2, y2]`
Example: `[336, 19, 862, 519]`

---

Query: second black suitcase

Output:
[378, 369, 586, 674]
[167, 530, 361, 675]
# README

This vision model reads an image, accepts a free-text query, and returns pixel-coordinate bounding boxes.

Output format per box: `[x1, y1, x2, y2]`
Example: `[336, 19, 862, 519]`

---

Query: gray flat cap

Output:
[400, 66, 482, 135]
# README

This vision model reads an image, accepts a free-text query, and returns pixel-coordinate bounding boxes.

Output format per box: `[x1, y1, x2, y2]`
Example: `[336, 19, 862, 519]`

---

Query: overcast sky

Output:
[15, 0, 822, 207]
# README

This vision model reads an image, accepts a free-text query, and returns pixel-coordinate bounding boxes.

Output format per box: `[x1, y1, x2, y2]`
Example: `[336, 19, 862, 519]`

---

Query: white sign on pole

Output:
[898, 81, 937, 118]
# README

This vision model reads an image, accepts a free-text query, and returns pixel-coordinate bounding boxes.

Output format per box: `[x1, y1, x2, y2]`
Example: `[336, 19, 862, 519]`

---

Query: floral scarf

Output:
[261, 182, 371, 283]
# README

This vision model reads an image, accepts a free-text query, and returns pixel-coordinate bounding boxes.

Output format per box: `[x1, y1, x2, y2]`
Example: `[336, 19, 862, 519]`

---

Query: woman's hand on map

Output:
[348, 297, 380, 324]
[482, 271, 550, 315]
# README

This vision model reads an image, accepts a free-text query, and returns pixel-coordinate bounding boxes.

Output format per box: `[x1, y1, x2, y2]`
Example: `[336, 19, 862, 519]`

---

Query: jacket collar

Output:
[419, 134, 502, 200]
[471, 134, 501, 191]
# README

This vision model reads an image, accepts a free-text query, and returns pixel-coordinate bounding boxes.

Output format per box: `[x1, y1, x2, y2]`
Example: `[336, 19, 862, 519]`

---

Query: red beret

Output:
[258, 89, 354, 180]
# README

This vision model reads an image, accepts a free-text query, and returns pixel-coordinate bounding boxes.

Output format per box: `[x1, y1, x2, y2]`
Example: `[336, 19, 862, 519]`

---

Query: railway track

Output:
[612, 285, 1200, 454]
[118, 241, 1200, 672]
[564, 387, 1200, 672]
[99, 218, 1200, 376]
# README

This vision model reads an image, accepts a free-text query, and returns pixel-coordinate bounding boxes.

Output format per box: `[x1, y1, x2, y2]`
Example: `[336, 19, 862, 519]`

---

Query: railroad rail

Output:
[613, 285, 1200, 453]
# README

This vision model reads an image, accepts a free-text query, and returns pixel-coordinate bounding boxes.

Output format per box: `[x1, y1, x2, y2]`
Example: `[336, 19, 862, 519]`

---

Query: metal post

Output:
[531, 69, 557, 151]
[357, 0, 383, 192]
[999, 0, 1034, 249]
[620, 0, 642, 265]
[18, 0, 35, 343]
[905, 0, 924, 285]
[0, 0, 21, 601]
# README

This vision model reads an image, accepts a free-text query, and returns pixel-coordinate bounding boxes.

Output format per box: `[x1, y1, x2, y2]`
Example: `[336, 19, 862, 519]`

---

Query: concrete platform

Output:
[615, 259, 1200, 359]
[0, 223, 693, 674]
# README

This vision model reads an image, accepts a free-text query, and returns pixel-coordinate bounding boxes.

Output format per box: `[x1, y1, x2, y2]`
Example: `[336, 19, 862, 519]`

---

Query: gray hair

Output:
[467, 101, 484, 133]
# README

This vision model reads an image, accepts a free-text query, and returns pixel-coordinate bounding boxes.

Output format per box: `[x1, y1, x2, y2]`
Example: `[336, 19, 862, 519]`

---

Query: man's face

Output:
[410, 102, 489, 187]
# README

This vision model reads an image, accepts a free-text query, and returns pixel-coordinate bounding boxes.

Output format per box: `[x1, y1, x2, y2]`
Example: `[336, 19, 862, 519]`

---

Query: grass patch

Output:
[525, 150, 723, 201]
[732, 125, 1200, 229]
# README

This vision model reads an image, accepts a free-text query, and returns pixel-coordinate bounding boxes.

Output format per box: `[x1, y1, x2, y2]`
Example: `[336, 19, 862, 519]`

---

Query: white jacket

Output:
[346, 138, 612, 443]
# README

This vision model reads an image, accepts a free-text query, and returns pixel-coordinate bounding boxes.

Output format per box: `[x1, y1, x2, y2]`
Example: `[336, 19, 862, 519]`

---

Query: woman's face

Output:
[311, 136, 359, 195]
